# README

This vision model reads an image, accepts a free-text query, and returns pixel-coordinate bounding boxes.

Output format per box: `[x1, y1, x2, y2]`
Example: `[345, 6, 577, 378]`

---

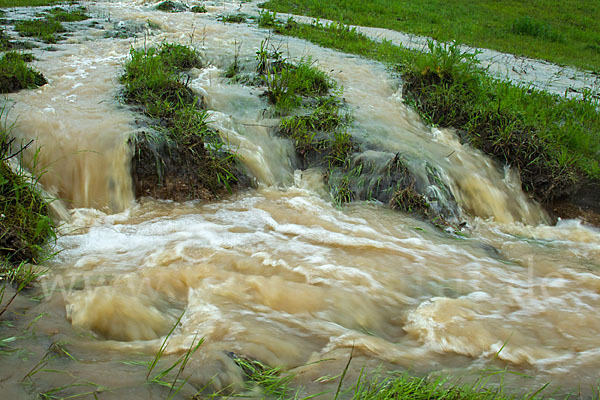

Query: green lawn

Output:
[261, 0, 600, 72]
[0, 0, 66, 7]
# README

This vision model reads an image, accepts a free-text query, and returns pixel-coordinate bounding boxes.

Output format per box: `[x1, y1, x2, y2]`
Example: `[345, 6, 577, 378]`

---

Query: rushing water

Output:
[1, 1, 600, 398]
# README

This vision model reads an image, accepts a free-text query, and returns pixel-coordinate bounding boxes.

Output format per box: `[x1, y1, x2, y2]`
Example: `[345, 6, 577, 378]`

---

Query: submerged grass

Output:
[258, 13, 600, 204]
[227, 353, 554, 400]
[15, 18, 65, 43]
[260, 0, 600, 72]
[13, 7, 88, 43]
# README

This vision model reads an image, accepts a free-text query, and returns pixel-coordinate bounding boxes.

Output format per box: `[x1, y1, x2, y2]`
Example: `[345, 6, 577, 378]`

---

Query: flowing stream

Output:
[1, 1, 600, 398]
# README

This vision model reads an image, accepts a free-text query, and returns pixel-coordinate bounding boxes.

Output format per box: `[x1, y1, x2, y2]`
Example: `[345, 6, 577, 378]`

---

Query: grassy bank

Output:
[0, 108, 54, 266]
[0, 51, 46, 93]
[261, 0, 600, 72]
[0, 106, 55, 322]
[258, 13, 600, 205]
[121, 43, 239, 199]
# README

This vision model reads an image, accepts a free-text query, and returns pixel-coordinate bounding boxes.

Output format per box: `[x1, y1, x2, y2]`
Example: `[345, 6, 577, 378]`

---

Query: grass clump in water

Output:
[14, 17, 65, 43]
[14, 7, 89, 43]
[227, 353, 540, 400]
[121, 43, 240, 200]
[256, 39, 335, 112]
[221, 13, 248, 23]
[191, 5, 206, 13]
[0, 51, 46, 93]
[155, 1, 188, 13]
[47, 6, 89, 22]
[278, 97, 354, 167]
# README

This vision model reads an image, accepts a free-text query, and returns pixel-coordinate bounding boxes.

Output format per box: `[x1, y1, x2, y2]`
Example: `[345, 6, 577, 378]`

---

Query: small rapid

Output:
[1, 1, 599, 398]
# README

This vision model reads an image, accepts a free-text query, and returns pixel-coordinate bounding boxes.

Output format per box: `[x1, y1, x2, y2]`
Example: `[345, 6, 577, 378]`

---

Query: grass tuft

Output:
[121, 43, 240, 199]
[221, 13, 248, 23]
[155, 1, 188, 13]
[0, 0, 65, 6]
[191, 5, 206, 13]
[0, 51, 47, 93]
[47, 6, 89, 22]
[278, 97, 354, 167]
[14, 18, 65, 43]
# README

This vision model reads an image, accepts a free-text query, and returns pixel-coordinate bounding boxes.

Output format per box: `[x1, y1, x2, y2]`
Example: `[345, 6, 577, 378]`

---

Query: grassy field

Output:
[0, 0, 66, 6]
[261, 0, 600, 72]
[258, 13, 600, 205]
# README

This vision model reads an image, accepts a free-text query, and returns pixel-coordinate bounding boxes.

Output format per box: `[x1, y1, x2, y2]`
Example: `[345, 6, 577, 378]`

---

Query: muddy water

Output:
[1, 1, 600, 398]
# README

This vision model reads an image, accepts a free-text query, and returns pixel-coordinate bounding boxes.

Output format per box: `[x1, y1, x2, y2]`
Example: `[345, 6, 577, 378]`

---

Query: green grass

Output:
[120, 43, 202, 126]
[0, 29, 37, 51]
[279, 97, 354, 167]
[47, 6, 88, 22]
[221, 14, 248, 23]
[155, 1, 188, 13]
[258, 14, 600, 203]
[191, 5, 206, 13]
[121, 43, 238, 195]
[229, 354, 554, 400]
[255, 38, 336, 112]
[14, 18, 65, 43]
[0, 51, 46, 93]
[13, 7, 88, 43]
[0, 0, 66, 6]
[0, 106, 55, 266]
[261, 0, 600, 72]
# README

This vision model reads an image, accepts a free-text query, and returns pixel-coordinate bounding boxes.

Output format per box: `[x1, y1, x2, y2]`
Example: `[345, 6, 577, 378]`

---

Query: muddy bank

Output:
[550, 179, 600, 226]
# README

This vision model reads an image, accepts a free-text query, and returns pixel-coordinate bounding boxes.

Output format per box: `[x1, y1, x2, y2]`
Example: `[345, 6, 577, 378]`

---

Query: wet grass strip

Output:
[230, 354, 548, 400]
[258, 13, 600, 205]
[14, 7, 88, 43]
[260, 0, 600, 72]
[121, 43, 239, 199]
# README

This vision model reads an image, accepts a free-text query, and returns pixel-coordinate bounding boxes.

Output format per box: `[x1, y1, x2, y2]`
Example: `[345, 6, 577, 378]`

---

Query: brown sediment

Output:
[548, 179, 600, 227]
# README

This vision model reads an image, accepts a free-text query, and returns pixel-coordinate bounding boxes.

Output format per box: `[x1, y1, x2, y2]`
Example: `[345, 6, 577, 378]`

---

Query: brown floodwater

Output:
[1, 1, 599, 399]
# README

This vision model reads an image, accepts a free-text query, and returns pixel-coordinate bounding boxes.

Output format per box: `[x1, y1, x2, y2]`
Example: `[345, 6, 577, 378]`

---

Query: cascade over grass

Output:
[240, 37, 447, 223]
[121, 43, 239, 200]
[258, 13, 600, 207]
[261, 0, 600, 72]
